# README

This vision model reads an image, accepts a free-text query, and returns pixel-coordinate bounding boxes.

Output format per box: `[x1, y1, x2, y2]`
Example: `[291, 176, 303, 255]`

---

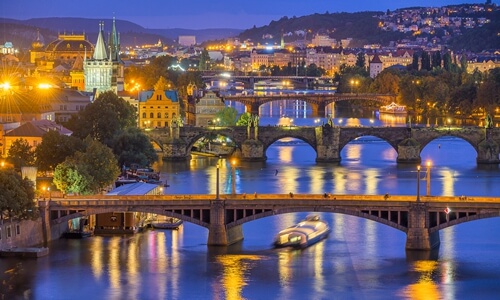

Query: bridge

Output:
[148, 125, 500, 164]
[40, 193, 500, 250]
[218, 92, 396, 115]
[201, 75, 324, 89]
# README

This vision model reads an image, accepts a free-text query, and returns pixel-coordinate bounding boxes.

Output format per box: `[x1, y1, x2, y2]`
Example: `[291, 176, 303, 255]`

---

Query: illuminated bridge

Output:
[41, 194, 500, 250]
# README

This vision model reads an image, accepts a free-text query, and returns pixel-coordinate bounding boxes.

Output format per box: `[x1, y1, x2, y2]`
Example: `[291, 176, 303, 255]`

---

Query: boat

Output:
[379, 102, 407, 114]
[152, 217, 183, 230]
[273, 215, 330, 249]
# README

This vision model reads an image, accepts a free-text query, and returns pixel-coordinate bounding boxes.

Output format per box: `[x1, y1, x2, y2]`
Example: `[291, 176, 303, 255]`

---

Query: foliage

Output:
[236, 112, 252, 126]
[215, 107, 239, 126]
[111, 127, 158, 168]
[35, 131, 85, 172]
[0, 169, 37, 220]
[7, 138, 35, 169]
[53, 139, 120, 195]
[66, 91, 137, 146]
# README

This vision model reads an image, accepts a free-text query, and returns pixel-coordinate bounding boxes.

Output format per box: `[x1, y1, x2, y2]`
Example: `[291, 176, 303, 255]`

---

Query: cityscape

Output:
[1, 1, 500, 299]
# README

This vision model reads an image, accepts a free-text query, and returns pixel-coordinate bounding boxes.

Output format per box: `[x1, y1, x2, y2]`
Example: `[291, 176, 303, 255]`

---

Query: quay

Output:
[0, 247, 49, 258]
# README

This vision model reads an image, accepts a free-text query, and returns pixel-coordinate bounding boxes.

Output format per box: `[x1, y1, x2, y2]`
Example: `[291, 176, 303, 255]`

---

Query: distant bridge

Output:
[148, 126, 500, 164]
[41, 193, 500, 250]
[218, 92, 396, 115]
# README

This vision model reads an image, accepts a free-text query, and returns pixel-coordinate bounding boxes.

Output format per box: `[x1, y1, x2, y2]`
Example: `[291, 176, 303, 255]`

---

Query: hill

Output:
[0, 17, 243, 48]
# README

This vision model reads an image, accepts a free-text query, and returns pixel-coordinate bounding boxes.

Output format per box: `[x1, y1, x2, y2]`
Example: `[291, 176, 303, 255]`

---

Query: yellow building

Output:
[195, 91, 226, 126]
[138, 77, 180, 129]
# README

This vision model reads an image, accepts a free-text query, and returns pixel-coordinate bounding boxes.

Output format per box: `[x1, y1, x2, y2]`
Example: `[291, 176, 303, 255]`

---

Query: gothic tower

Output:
[84, 18, 124, 94]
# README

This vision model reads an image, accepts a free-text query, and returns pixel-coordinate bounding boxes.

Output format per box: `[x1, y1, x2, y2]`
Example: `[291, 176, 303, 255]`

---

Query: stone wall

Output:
[0, 219, 45, 250]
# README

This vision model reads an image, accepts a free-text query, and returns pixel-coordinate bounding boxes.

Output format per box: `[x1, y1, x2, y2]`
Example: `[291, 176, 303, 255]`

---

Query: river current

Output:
[1, 113, 500, 300]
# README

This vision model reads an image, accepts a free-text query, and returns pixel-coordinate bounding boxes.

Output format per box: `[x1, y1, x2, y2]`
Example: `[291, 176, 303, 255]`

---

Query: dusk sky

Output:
[1, 1, 497, 29]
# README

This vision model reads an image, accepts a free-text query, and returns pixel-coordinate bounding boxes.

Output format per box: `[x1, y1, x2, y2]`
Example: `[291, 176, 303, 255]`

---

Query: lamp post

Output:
[447, 118, 451, 130]
[216, 163, 220, 200]
[426, 161, 431, 196]
[231, 159, 237, 195]
[416, 165, 421, 202]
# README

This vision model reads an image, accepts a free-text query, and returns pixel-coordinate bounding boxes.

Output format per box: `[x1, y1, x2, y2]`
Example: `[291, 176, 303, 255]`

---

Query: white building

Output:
[178, 36, 196, 46]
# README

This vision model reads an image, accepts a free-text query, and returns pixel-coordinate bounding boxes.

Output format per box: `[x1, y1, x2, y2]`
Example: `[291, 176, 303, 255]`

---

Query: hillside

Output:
[0, 17, 242, 48]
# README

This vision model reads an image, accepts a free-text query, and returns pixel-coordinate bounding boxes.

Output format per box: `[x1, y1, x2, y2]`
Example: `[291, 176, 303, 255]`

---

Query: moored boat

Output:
[152, 217, 183, 230]
[274, 215, 330, 249]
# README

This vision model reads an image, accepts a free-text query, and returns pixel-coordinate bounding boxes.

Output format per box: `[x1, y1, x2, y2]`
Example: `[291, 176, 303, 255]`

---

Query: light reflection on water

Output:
[2, 116, 500, 299]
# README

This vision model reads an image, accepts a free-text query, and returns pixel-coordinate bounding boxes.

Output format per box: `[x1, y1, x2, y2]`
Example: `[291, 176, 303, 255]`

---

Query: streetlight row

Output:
[416, 160, 432, 202]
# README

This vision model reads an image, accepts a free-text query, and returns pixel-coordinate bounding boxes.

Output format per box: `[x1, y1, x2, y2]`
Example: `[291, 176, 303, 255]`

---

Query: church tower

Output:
[84, 18, 124, 94]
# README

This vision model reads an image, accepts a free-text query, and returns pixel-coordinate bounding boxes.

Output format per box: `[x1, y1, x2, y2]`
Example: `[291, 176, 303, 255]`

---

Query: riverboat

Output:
[273, 215, 330, 249]
[152, 217, 183, 230]
[379, 102, 407, 114]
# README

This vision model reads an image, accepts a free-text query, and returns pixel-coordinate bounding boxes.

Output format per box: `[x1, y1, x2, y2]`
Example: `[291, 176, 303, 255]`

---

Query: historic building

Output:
[195, 91, 226, 126]
[138, 77, 180, 129]
[84, 18, 124, 94]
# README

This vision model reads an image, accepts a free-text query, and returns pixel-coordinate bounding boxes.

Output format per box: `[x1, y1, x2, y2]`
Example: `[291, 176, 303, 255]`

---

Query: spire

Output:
[93, 21, 108, 60]
[109, 17, 119, 61]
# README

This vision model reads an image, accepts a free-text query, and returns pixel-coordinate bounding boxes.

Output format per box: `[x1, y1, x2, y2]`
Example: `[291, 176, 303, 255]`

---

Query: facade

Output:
[84, 18, 124, 94]
[195, 91, 226, 126]
[138, 77, 181, 129]
[178, 36, 196, 46]
[369, 54, 383, 78]
[2, 120, 72, 157]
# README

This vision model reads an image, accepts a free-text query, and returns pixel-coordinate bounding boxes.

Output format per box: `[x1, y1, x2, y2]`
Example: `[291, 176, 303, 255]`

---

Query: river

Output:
[1, 113, 500, 300]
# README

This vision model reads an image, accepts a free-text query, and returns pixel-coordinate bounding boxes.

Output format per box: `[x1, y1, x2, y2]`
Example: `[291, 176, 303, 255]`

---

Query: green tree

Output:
[7, 138, 35, 169]
[355, 52, 366, 69]
[112, 127, 158, 168]
[236, 112, 252, 126]
[0, 169, 37, 220]
[67, 91, 137, 146]
[53, 159, 92, 195]
[53, 139, 120, 195]
[215, 107, 239, 126]
[35, 131, 85, 172]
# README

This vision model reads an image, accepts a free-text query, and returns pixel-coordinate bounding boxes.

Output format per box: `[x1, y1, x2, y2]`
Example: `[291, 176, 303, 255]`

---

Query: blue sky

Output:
[1, 1, 497, 29]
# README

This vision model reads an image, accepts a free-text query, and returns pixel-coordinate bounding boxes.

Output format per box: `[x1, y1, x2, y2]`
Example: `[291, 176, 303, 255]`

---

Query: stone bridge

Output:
[148, 125, 500, 164]
[220, 93, 396, 115]
[41, 194, 500, 250]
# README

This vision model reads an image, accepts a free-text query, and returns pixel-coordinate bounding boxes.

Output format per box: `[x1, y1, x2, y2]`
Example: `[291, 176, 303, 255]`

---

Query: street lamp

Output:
[231, 159, 237, 195]
[426, 161, 431, 196]
[416, 165, 421, 202]
[216, 162, 220, 200]
[447, 118, 451, 130]
[350, 79, 359, 94]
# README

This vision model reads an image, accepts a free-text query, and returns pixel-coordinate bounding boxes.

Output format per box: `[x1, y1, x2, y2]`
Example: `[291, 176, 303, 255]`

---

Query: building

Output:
[195, 91, 226, 126]
[2, 120, 72, 157]
[84, 18, 124, 94]
[369, 54, 383, 78]
[138, 77, 181, 129]
[178, 35, 196, 46]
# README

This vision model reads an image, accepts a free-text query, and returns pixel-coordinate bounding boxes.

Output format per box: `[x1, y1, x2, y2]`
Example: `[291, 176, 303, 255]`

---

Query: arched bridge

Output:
[220, 92, 396, 115]
[148, 126, 500, 164]
[41, 194, 500, 250]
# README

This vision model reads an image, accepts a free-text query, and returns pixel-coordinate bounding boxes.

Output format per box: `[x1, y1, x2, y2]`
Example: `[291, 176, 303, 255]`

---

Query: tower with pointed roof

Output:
[84, 18, 124, 94]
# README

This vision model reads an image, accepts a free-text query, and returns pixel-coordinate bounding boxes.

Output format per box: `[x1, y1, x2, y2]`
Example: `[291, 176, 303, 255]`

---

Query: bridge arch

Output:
[262, 134, 317, 154]
[339, 132, 400, 153]
[51, 207, 211, 229]
[429, 212, 500, 233]
[418, 133, 479, 155]
[185, 129, 241, 157]
[225, 207, 407, 233]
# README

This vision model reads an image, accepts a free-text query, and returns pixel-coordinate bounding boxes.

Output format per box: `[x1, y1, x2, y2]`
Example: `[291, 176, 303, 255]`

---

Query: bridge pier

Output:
[405, 203, 440, 250]
[207, 200, 244, 246]
[240, 139, 266, 161]
[162, 142, 191, 161]
[397, 138, 421, 163]
[315, 126, 341, 162]
[477, 134, 500, 164]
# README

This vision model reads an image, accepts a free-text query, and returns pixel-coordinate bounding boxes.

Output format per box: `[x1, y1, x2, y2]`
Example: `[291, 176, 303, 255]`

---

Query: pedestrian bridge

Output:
[41, 193, 500, 250]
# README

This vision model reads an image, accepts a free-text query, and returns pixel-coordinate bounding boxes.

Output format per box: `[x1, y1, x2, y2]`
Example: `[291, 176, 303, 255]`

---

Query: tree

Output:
[236, 112, 252, 126]
[111, 127, 158, 168]
[53, 159, 93, 195]
[53, 139, 120, 195]
[0, 169, 37, 220]
[7, 138, 35, 169]
[215, 107, 239, 126]
[35, 131, 85, 172]
[67, 91, 137, 146]
[355, 52, 366, 69]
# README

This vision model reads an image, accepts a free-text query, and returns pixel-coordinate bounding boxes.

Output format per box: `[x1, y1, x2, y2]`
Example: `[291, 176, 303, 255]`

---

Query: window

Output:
[7, 226, 11, 238]
[165, 113, 169, 118]
[16, 224, 20, 235]
[150, 113, 154, 118]
[157, 121, 161, 127]
[0, 228, 2, 240]
[142, 112, 146, 118]
[157, 112, 161, 118]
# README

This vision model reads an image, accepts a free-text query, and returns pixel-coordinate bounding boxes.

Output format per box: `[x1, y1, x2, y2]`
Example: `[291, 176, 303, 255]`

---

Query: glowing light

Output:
[0, 82, 11, 90]
[38, 83, 52, 89]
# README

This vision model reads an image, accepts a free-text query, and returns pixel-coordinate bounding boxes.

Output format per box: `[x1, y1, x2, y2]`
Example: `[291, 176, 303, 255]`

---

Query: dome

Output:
[45, 34, 94, 53]
[32, 40, 45, 49]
